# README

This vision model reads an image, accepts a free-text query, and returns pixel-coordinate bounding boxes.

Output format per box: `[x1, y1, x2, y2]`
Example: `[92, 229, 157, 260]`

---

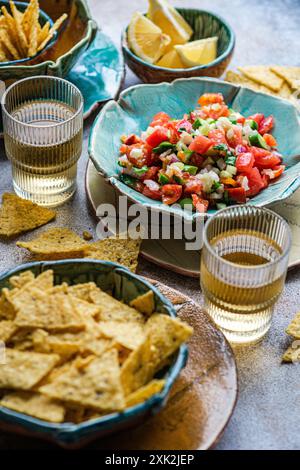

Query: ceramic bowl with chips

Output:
[0, 259, 188, 448]
[0, 0, 97, 82]
[89, 76, 300, 223]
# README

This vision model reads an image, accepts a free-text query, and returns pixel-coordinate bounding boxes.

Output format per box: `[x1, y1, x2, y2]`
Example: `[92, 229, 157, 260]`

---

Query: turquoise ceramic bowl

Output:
[0, 1, 57, 66]
[89, 77, 300, 222]
[0, 259, 188, 448]
[122, 9, 235, 83]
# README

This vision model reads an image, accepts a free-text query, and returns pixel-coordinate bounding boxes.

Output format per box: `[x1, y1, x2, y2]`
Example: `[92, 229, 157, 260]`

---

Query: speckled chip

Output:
[125, 379, 166, 407]
[0, 193, 56, 237]
[9, 271, 35, 289]
[286, 312, 300, 339]
[282, 343, 300, 363]
[0, 320, 19, 343]
[98, 320, 145, 350]
[238, 66, 283, 92]
[130, 291, 155, 316]
[0, 348, 60, 390]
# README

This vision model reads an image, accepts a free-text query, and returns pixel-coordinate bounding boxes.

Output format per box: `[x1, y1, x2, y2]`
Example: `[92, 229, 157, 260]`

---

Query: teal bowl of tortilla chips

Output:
[0, 259, 189, 448]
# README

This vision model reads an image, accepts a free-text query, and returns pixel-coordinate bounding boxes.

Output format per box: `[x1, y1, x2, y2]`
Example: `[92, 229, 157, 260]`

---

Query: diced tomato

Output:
[142, 185, 161, 200]
[227, 187, 246, 203]
[161, 184, 182, 205]
[237, 116, 246, 125]
[236, 152, 255, 173]
[262, 164, 285, 180]
[251, 147, 281, 169]
[143, 144, 157, 166]
[165, 121, 180, 144]
[189, 135, 212, 154]
[247, 113, 264, 126]
[192, 194, 209, 213]
[208, 128, 227, 146]
[198, 93, 224, 107]
[146, 128, 170, 148]
[123, 134, 141, 145]
[259, 115, 274, 135]
[263, 133, 277, 148]
[242, 167, 265, 197]
[141, 166, 159, 181]
[176, 119, 193, 133]
[190, 154, 205, 167]
[120, 144, 129, 155]
[184, 177, 202, 196]
[199, 104, 230, 120]
[226, 125, 243, 148]
[220, 177, 239, 187]
[150, 112, 170, 127]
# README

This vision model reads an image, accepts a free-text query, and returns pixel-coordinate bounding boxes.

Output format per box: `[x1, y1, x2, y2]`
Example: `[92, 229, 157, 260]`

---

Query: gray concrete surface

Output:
[0, 0, 299, 450]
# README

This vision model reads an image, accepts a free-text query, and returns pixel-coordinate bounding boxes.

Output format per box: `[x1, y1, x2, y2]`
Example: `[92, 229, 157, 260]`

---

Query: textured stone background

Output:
[0, 0, 300, 450]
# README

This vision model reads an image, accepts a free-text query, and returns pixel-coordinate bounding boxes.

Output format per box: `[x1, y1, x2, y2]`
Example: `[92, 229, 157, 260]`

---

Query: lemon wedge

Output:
[156, 48, 186, 69]
[175, 37, 218, 67]
[148, 0, 193, 47]
[128, 12, 171, 64]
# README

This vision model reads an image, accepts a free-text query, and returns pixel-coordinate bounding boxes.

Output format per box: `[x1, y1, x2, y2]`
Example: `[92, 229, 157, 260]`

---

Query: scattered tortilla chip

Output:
[17, 227, 88, 259]
[13, 287, 85, 332]
[0, 320, 19, 342]
[84, 236, 141, 272]
[82, 231, 93, 241]
[130, 291, 155, 316]
[286, 312, 300, 339]
[9, 270, 35, 289]
[238, 66, 283, 92]
[271, 66, 300, 90]
[0, 193, 55, 237]
[282, 343, 300, 363]
[225, 70, 273, 95]
[0, 391, 65, 423]
[278, 82, 293, 99]
[40, 349, 125, 411]
[0, 348, 59, 390]
[121, 315, 193, 395]
[90, 289, 145, 324]
[98, 321, 145, 350]
[126, 379, 165, 407]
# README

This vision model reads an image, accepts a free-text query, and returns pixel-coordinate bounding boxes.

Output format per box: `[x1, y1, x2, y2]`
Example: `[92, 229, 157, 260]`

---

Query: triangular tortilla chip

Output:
[125, 379, 165, 407]
[84, 236, 141, 272]
[1, 391, 65, 423]
[0, 320, 19, 342]
[286, 312, 300, 339]
[0, 193, 55, 237]
[17, 228, 89, 259]
[90, 289, 145, 324]
[225, 70, 273, 94]
[238, 66, 283, 92]
[9, 270, 35, 289]
[39, 349, 125, 411]
[97, 320, 145, 350]
[282, 343, 300, 363]
[271, 66, 300, 90]
[0, 348, 59, 390]
[130, 291, 155, 316]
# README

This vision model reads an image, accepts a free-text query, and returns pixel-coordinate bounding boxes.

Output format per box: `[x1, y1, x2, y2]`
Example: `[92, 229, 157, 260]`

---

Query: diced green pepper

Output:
[153, 141, 175, 154]
[248, 132, 269, 150]
[132, 166, 148, 177]
[192, 118, 202, 130]
[211, 181, 221, 192]
[183, 149, 194, 162]
[246, 119, 258, 130]
[119, 174, 138, 188]
[183, 165, 198, 175]
[179, 198, 194, 211]
[158, 173, 170, 185]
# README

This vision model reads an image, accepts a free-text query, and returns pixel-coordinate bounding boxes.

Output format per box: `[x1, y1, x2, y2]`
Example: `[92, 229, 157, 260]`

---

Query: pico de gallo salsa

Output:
[118, 93, 284, 213]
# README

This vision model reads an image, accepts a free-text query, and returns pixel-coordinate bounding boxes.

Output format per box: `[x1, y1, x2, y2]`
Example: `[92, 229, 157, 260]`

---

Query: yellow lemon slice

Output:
[175, 37, 218, 67]
[128, 12, 171, 64]
[148, 0, 193, 47]
[156, 48, 186, 69]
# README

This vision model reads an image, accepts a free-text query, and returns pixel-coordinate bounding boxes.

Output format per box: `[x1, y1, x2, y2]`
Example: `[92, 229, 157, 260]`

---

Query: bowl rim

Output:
[0, 259, 188, 439]
[0, 0, 58, 66]
[89, 76, 300, 223]
[122, 8, 235, 73]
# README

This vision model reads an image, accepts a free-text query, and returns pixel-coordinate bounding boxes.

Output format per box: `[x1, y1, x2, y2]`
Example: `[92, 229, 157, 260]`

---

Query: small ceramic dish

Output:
[0, 1, 57, 66]
[122, 8, 235, 83]
[89, 77, 300, 223]
[0, 259, 188, 448]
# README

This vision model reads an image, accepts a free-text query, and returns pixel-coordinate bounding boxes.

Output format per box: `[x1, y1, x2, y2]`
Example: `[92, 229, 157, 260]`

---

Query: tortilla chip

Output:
[0, 348, 59, 390]
[98, 320, 145, 350]
[66, 282, 100, 303]
[9, 1, 28, 55]
[130, 291, 155, 316]
[0, 193, 55, 237]
[8, 328, 36, 351]
[0, 288, 17, 320]
[121, 314, 193, 395]
[126, 379, 165, 407]
[9, 270, 35, 289]
[84, 236, 141, 272]
[282, 343, 300, 363]
[238, 66, 283, 92]
[271, 66, 300, 90]
[17, 227, 88, 259]
[0, 320, 19, 342]
[90, 289, 145, 324]
[40, 349, 125, 411]
[13, 287, 85, 332]
[225, 70, 273, 95]
[22, 0, 38, 40]
[0, 391, 65, 423]
[278, 82, 293, 99]
[286, 312, 300, 339]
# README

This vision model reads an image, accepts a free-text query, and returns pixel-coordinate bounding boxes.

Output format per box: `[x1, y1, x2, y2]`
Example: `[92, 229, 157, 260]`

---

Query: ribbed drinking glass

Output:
[201, 205, 291, 344]
[1, 76, 83, 207]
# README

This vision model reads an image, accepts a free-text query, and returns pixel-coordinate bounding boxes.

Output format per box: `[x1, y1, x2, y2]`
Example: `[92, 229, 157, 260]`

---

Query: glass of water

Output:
[201, 205, 291, 345]
[1, 76, 83, 207]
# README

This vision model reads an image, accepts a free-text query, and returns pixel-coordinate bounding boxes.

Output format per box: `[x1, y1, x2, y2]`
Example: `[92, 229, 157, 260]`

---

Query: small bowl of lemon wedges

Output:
[122, 0, 235, 83]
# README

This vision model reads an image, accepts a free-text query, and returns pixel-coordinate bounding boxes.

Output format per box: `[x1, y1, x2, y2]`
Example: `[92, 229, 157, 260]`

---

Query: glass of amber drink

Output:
[201, 205, 291, 344]
[1, 76, 83, 207]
